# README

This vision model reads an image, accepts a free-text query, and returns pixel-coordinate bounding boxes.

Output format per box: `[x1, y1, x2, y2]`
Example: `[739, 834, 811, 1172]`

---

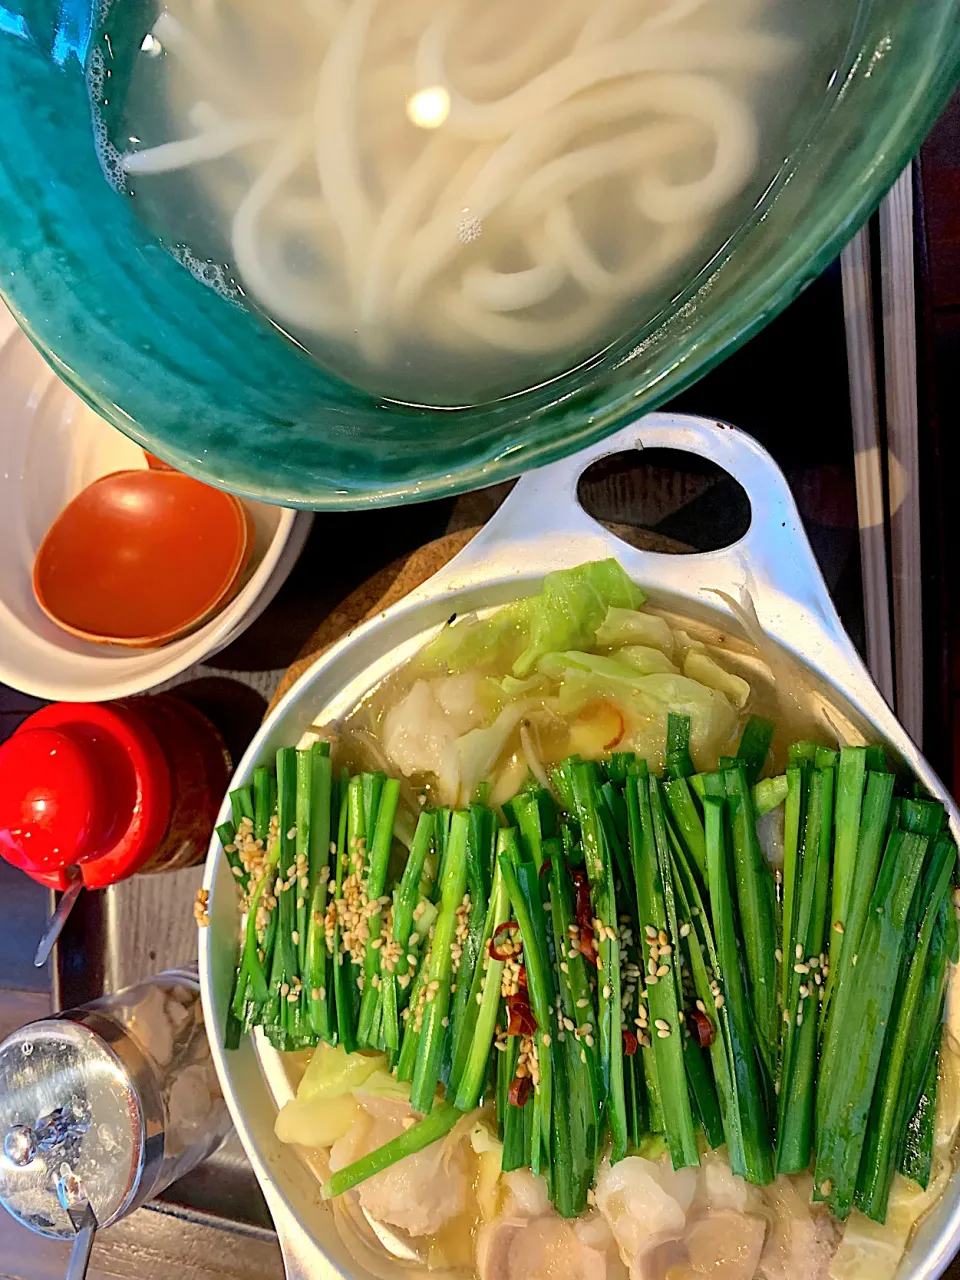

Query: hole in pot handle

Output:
[444, 412, 842, 635]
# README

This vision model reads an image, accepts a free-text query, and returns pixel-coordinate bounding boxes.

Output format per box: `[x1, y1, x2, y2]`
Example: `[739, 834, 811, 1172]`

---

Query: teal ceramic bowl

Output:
[0, 3, 957, 509]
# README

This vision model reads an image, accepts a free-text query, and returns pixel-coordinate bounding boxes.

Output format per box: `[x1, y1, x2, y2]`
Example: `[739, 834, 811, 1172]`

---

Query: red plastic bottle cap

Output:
[0, 704, 172, 890]
[0, 728, 108, 875]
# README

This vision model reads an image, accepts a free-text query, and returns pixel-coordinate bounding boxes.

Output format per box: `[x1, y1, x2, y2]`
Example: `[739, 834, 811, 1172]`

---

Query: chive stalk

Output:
[777, 763, 833, 1173]
[410, 811, 470, 1113]
[323, 1103, 464, 1198]
[452, 856, 510, 1110]
[357, 778, 402, 1046]
[625, 769, 699, 1170]
[814, 829, 929, 1217]
[855, 834, 956, 1218]
[303, 744, 334, 1041]
[723, 762, 779, 1077]
[703, 791, 773, 1184]
[736, 716, 775, 786]
[573, 762, 629, 1163]
[381, 811, 435, 1056]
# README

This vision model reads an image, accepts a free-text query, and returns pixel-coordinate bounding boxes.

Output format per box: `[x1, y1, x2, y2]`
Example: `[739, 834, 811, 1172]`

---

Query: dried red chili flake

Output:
[539, 857, 552, 881]
[567, 864, 599, 965]
[579, 927, 599, 967]
[570, 865, 592, 921]
[622, 1029, 639, 1057]
[688, 1008, 715, 1048]
[509, 1074, 532, 1108]
[506, 993, 537, 1037]
[490, 921, 522, 962]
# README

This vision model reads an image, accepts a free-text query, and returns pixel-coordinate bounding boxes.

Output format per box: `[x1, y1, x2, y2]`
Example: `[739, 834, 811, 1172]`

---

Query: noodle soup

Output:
[95, 0, 845, 405]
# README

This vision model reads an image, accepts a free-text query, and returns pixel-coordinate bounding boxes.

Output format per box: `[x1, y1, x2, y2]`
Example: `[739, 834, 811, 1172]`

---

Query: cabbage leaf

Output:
[470, 1120, 506, 1221]
[513, 560, 645, 676]
[615, 645, 680, 676]
[541, 651, 738, 766]
[594, 607, 675, 654]
[455, 700, 535, 806]
[418, 560, 644, 677]
[683, 650, 751, 710]
[275, 1044, 411, 1150]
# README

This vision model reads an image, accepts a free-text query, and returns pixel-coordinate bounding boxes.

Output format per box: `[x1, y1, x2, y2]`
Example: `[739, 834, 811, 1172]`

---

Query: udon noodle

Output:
[110, 0, 795, 402]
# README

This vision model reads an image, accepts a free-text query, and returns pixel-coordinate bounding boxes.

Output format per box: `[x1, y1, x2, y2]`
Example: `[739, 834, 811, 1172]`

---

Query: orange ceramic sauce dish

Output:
[33, 469, 253, 647]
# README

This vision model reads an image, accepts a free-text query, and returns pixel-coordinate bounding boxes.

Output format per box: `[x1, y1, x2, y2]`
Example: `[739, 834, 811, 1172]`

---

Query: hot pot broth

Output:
[98, 0, 841, 405]
[216, 562, 960, 1280]
[338, 600, 837, 802]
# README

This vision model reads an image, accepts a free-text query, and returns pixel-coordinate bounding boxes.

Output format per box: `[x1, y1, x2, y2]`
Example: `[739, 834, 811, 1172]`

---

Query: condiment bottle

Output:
[0, 694, 230, 962]
[0, 969, 231, 1251]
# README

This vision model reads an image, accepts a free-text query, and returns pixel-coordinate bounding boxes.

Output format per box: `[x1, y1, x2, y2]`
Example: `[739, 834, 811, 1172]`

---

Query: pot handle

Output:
[429, 410, 859, 667]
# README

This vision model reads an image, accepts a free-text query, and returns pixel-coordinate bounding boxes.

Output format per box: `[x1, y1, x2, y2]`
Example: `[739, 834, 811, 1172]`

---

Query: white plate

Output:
[0, 305, 313, 701]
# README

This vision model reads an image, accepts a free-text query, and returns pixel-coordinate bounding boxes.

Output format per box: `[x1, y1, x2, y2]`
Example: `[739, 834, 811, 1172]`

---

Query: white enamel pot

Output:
[200, 412, 960, 1280]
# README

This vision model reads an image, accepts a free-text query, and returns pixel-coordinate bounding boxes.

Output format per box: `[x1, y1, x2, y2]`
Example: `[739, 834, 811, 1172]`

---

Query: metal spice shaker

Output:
[0, 968, 231, 1242]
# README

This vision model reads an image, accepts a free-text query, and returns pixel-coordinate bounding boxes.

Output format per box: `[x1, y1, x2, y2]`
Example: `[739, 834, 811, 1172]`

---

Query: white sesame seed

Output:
[654, 1018, 670, 1031]
[657, 1028, 671, 1039]
[795, 944, 803, 959]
